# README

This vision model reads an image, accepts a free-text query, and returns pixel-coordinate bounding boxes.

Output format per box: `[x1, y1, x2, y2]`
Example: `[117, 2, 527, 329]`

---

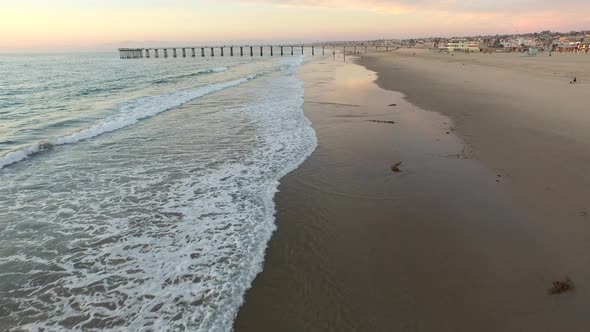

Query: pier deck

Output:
[118, 44, 398, 59]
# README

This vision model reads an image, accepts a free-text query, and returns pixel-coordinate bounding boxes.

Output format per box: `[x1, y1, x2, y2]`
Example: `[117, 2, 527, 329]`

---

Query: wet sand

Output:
[234, 56, 590, 331]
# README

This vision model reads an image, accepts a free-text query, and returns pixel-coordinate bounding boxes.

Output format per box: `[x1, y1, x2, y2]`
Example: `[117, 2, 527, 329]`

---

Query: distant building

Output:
[500, 39, 515, 48]
[446, 39, 481, 52]
[554, 42, 579, 52]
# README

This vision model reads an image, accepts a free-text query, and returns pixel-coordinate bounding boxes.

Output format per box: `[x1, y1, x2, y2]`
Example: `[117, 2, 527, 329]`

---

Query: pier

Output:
[118, 43, 399, 59]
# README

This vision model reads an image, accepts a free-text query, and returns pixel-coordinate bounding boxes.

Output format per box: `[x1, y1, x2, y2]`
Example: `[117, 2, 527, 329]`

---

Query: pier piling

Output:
[118, 42, 400, 61]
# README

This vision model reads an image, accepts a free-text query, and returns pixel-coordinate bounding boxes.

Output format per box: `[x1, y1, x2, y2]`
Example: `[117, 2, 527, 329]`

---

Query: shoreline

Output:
[234, 55, 590, 331]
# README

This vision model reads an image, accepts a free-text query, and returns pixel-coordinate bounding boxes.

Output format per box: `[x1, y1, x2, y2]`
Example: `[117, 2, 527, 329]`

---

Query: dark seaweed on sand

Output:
[549, 277, 574, 295]
[391, 162, 402, 172]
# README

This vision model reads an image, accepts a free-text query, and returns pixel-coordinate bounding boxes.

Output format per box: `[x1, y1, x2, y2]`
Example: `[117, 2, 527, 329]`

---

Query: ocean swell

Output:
[0, 75, 254, 170]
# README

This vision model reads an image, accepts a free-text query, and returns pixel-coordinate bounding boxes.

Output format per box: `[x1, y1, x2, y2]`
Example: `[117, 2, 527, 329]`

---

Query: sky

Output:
[1, 0, 590, 52]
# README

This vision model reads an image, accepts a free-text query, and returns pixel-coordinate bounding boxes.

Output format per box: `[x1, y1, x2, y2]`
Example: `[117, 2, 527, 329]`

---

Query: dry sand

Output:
[358, 48, 590, 300]
[234, 53, 590, 331]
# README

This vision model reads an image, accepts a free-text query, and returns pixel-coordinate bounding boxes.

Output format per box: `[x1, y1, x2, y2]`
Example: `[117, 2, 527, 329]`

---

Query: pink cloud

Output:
[227, 0, 590, 34]
[233, 0, 590, 13]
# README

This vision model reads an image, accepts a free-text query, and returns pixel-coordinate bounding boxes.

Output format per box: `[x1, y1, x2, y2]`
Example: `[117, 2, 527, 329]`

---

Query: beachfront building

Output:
[554, 42, 581, 52]
[446, 39, 481, 52]
[500, 39, 515, 48]
[446, 39, 466, 51]
[517, 37, 539, 47]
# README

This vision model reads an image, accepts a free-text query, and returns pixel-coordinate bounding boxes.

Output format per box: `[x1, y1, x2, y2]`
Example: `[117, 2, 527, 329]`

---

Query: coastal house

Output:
[446, 39, 481, 52]
[500, 39, 514, 48]
[554, 41, 581, 52]
[517, 37, 539, 47]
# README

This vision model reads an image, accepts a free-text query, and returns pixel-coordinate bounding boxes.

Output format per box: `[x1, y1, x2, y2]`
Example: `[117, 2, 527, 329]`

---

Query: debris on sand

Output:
[446, 132, 450, 134]
[368, 120, 396, 124]
[549, 277, 574, 295]
[388, 103, 397, 107]
[570, 77, 577, 84]
[391, 162, 403, 173]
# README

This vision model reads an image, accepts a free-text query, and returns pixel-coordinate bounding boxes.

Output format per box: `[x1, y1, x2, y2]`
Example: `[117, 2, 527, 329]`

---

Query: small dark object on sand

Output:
[388, 103, 397, 106]
[549, 277, 574, 295]
[446, 132, 450, 134]
[581, 211, 588, 217]
[391, 162, 402, 173]
[368, 120, 395, 124]
[570, 77, 577, 84]
[496, 179, 500, 183]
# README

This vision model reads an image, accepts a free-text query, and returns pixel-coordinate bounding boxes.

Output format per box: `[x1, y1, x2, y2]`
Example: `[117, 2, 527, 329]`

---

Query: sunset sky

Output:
[2, 0, 590, 52]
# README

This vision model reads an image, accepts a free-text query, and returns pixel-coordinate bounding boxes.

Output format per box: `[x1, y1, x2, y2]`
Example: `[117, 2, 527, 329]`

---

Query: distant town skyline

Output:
[2, 0, 590, 52]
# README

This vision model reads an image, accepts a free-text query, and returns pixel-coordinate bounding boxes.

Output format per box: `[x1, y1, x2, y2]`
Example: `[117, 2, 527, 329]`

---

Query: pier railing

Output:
[118, 44, 399, 59]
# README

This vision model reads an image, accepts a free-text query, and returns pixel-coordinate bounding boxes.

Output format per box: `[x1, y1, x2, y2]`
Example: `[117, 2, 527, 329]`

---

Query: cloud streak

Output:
[226, 0, 590, 36]
[234, 0, 590, 14]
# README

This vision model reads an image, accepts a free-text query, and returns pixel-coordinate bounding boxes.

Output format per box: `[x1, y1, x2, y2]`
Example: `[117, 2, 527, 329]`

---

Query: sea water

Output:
[0, 52, 316, 330]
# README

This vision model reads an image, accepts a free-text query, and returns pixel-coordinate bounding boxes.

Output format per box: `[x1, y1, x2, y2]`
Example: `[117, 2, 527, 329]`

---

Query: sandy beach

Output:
[358, 48, 590, 296]
[234, 51, 590, 331]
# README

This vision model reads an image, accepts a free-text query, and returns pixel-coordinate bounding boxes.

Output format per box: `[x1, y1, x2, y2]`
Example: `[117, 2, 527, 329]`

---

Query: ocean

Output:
[0, 52, 317, 330]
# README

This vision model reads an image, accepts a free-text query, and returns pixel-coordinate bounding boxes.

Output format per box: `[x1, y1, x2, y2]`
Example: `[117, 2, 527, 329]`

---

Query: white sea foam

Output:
[1, 56, 317, 331]
[0, 76, 254, 170]
[154, 67, 229, 83]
